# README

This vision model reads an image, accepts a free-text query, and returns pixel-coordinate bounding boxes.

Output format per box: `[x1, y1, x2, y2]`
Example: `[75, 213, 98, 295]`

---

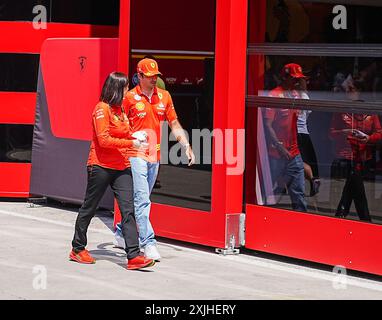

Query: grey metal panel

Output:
[30, 67, 113, 210]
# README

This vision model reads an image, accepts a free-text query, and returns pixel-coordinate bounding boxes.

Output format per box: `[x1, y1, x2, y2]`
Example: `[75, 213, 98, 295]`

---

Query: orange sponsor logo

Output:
[136, 102, 145, 111]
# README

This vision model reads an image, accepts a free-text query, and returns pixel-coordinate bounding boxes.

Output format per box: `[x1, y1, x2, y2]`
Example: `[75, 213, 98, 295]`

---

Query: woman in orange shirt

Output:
[69, 72, 155, 270]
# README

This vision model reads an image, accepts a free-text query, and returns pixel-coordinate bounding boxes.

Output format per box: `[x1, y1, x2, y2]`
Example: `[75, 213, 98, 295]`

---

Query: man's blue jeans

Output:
[129, 157, 160, 248]
[270, 154, 307, 212]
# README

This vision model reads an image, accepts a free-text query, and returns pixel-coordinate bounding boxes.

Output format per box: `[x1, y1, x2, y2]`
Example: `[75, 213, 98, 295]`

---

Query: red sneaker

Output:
[69, 249, 96, 264]
[127, 255, 155, 270]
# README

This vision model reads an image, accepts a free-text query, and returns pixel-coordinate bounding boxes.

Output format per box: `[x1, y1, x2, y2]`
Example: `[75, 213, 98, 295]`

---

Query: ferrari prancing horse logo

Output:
[79, 56, 87, 72]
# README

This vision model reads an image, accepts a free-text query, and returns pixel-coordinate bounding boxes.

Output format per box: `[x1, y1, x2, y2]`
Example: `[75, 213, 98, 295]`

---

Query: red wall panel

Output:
[113, 202, 224, 248]
[0, 163, 31, 197]
[118, 0, 130, 74]
[151, 204, 224, 248]
[0, 22, 118, 53]
[245, 204, 382, 276]
[0, 93, 36, 124]
[0, 21, 118, 198]
[40, 38, 119, 141]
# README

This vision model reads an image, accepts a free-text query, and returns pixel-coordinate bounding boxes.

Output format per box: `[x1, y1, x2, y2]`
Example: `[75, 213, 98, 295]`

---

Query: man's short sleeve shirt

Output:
[123, 85, 178, 162]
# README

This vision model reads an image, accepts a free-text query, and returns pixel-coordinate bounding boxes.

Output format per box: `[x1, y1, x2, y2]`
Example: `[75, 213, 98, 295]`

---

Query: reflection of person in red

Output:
[264, 63, 307, 212]
[70, 72, 155, 270]
[329, 79, 382, 222]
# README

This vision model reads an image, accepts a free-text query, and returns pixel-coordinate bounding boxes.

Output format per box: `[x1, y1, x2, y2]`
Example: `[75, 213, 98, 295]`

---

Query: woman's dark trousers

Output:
[72, 165, 140, 259]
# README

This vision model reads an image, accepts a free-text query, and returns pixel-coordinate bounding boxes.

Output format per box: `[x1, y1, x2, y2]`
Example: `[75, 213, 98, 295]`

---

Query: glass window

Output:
[129, 0, 216, 211]
[246, 51, 382, 224]
[0, 54, 39, 92]
[249, 0, 382, 44]
[0, 0, 50, 21]
[0, 0, 120, 25]
[0, 125, 33, 163]
[251, 104, 382, 224]
[51, 0, 120, 25]
[246, 1, 382, 224]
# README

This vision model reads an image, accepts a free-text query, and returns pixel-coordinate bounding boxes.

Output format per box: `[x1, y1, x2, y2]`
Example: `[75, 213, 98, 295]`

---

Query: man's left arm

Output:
[169, 119, 196, 166]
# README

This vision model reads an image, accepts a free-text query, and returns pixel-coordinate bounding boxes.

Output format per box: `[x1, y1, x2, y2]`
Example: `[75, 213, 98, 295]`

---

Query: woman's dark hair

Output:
[100, 72, 129, 106]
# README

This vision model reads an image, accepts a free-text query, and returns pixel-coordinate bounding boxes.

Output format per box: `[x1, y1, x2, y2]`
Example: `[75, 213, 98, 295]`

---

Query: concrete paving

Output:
[1, 201, 382, 300]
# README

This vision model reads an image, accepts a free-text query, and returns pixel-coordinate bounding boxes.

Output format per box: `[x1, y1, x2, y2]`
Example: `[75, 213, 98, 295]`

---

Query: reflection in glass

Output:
[257, 104, 382, 224]
[247, 53, 382, 224]
[261, 63, 308, 212]
[257, 107, 382, 224]
[246, 0, 382, 224]
[329, 111, 382, 222]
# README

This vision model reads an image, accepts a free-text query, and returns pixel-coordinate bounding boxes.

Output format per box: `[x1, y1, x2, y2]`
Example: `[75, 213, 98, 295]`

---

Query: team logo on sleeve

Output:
[95, 109, 105, 119]
[135, 102, 145, 111]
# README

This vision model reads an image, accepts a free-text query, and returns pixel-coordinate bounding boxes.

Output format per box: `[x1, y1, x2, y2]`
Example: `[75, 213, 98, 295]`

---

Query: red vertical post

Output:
[114, 0, 131, 228]
[118, 0, 130, 73]
[211, 0, 248, 237]
[245, 0, 266, 204]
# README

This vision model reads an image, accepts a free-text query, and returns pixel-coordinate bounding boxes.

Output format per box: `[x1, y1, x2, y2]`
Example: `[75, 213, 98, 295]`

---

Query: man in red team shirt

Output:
[120, 58, 195, 260]
[264, 63, 307, 212]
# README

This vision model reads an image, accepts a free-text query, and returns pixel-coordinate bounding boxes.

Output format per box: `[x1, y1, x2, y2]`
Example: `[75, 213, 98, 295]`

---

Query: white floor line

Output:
[1, 207, 382, 294]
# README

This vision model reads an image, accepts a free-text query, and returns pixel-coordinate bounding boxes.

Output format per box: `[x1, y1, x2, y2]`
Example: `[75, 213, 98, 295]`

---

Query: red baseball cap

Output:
[281, 63, 307, 79]
[137, 58, 162, 77]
